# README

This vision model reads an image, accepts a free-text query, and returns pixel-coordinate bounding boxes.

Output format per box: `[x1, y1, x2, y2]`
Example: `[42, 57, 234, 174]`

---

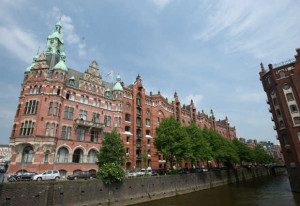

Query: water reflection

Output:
[133, 175, 300, 206]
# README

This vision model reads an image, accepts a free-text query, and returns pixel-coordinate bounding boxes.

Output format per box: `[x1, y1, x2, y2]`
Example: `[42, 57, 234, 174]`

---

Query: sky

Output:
[0, 0, 299, 145]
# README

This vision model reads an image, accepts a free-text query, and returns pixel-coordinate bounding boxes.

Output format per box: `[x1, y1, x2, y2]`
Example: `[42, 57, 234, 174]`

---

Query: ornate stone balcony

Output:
[74, 119, 105, 132]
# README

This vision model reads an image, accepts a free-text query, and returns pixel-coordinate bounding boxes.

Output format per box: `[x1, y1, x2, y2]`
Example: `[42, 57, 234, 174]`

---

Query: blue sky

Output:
[0, 0, 299, 144]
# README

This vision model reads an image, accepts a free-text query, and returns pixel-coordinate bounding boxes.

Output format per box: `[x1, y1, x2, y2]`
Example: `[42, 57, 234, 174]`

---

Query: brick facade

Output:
[8, 20, 236, 176]
[259, 48, 300, 192]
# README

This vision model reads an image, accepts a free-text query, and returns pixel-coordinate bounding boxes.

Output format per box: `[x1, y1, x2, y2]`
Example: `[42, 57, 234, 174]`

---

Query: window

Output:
[136, 107, 141, 115]
[294, 117, 300, 125]
[279, 71, 285, 78]
[20, 120, 34, 136]
[87, 150, 97, 163]
[93, 99, 96, 106]
[297, 132, 300, 142]
[157, 117, 160, 123]
[273, 98, 278, 106]
[16, 104, 21, 117]
[85, 96, 89, 104]
[147, 139, 150, 145]
[66, 127, 71, 139]
[126, 136, 129, 143]
[126, 104, 130, 110]
[39, 86, 42, 93]
[69, 79, 74, 86]
[66, 91, 70, 100]
[50, 123, 55, 136]
[55, 72, 58, 78]
[61, 126, 66, 139]
[93, 85, 96, 92]
[89, 84, 91, 90]
[105, 102, 108, 109]
[146, 119, 150, 126]
[115, 117, 118, 127]
[109, 103, 112, 110]
[64, 106, 74, 120]
[125, 126, 130, 132]
[286, 93, 294, 101]
[45, 123, 50, 136]
[146, 109, 149, 115]
[282, 134, 289, 145]
[125, 114, 130, 122]
[97, 100, 101, 107]
[92, 113, 99, 123]
[126, 148, 129, 154]
[279, 120, 284, 128]
[29, 86, 32, 94]
[33, 85, 38, 94]
[91, 131, 98, 142]
[79, 110, 87, 120]
[276, 109, 281, 116]
[104, 115, 111, 127]
[53, 102, 58, 116]
[119, 117, 121, 127]
[22, 146, 34, 163]
[52, 86, 56, 94]
[283, 84, 290, 90]
[57, 147, 68, 163]
[48, 102, 53, 115]
[71, 92, 75, 101]
[290, 105, 298, 113]
[44, 151, 49, 163]
[137, 117, 142, 127]
[11, 124, 16, 137]
[267, 76, 271, 84]
[60, 73, 63, 79]
[24, 100, 38, 115]
[146, 130, 150, 136]
[80, 95, 84, 103]
[136, 94, 141, 106]
[76, 128, 85, 141]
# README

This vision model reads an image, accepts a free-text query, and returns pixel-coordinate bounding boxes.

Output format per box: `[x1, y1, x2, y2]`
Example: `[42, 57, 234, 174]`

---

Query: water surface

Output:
[133, 174, 300, 206]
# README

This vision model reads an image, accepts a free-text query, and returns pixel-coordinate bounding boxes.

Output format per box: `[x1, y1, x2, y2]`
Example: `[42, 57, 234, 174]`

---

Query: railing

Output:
[273, 58, 296, 69]
[74, 119, 105, 131]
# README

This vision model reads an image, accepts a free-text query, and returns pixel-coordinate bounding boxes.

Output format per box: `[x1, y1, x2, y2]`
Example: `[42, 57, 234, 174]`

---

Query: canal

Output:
[133, 174, 300, 206]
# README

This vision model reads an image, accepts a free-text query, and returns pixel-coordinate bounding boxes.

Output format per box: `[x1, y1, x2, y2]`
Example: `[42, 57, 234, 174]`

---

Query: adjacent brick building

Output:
[259, 48, 300, 192]
[8, 20, 236, 177]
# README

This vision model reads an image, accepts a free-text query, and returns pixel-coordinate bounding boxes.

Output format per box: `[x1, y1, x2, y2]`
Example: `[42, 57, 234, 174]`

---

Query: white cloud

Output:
[0, 1, 43, 64]
[48, 7, 86, 57]
[194, 0, 300, 60]
[183, 94, 203, 106]
[150, 0, 171, 9]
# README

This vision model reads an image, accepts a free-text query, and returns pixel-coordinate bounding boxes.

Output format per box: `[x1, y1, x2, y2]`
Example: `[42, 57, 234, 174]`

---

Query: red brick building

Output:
[259, 48, 300, 192]
[8, 20, 236, 177]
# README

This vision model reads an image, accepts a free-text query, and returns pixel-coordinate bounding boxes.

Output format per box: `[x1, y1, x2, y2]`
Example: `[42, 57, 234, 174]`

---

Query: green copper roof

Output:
[168, 97, 175, 104]
[53, 59, 68, 71]
[70, 76, 75, 80]
[48, 30, 64, 43]
[105, 88, 110, 92]
[56, 20, 62, 27]
[113, 74, 123, 91]
[25, 56, 37, 72]
[207, 113, 211, 118]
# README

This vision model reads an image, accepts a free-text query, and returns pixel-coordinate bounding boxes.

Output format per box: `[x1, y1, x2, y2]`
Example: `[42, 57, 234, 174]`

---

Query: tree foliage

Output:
[154, 116, 275, 169]
[96, 129, 125, 184]
[154, 116, 191, 168]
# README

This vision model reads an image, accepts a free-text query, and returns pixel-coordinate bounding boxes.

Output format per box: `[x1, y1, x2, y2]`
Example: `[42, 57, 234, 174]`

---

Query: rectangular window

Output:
[97, 100, 101, 107]
[80, 95, 84, 103]
[71, 92, 75, 101]
[104, 115, 111, 127]
[290, 105, 298, 113]
[53, 102, 58, 116]
[91, 130, 98, 142]
[146, 119, 150, 126]
[286, 93, 294, 101]
[77, 128, 85, 141]
[20, 120, 34, 136]
[61, 126, 66, 139]
[79, 110, 87, 120]
[48, 102, 53, 115]
[92, 113, 99, 123]
[66, 127, 71, 139]
[64, 106, 74, 120]
[85, 96, 89, 104]
[125, 114, 130, 122]
[93, 99, 96, 106]
[24, 100, 38, 115]
[50, 123, 55, 136]
[115, 117, 118, 127]
[105, 102, 108, 109]
[52, 86, 56, 94]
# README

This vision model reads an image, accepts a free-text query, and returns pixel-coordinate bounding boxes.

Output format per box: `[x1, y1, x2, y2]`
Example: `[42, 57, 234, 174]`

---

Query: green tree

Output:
[232, 138, 255, 164]
[253, 144, 275, 164]
[185, 123, 212, 166]
[96, 129, 126, 184]
[154, 116, 192, 169]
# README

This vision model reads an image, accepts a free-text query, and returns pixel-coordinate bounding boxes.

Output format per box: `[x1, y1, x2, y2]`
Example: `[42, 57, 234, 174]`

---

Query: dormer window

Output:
[69, 79, 74, 86]
[279, 71, 285, 78]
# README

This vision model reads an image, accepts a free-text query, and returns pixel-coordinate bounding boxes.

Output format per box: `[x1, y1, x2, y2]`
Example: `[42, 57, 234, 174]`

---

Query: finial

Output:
[260, 62, 265, 73]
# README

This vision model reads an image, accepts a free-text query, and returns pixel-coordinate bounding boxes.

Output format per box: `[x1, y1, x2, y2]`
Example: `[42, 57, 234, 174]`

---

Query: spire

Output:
[260, 62, 265, 73]
[46, 20, 64, 56]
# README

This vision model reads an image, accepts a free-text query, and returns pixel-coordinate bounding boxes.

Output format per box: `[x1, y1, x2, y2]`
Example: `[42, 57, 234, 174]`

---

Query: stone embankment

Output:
[0, 166, 286, 206]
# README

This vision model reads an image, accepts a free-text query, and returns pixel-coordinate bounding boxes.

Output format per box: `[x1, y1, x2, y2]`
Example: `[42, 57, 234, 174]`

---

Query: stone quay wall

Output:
[0, 166, 286, 206]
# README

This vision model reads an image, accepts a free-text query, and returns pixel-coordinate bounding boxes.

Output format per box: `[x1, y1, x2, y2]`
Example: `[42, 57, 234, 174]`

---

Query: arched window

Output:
[22, 146, 34, 163]
[89, 169, 96, 174]
[57, 147, 69, 163]
[136, 93, 141, 106]
[44, 150, 50, 163]
[73, 169, 82, 174]
[59, 170, 67, 178]
[60, 73, 63, 79]
[87, 150, 97, 163]
[33, 85, 38, 94]
[39, 86, 42, 93]
[73, 148, 83, 163]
